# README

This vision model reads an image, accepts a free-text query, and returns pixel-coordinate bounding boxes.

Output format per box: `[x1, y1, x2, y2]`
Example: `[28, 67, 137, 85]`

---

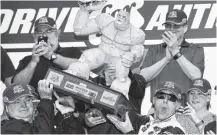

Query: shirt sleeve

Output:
[1, 47, 15, 82]
[140, 46, 154, 70]
[128, 73, 147, 113]
[11, 57, 31, 83]
[33, 99, 54, 134]
[191, 47, 205, 76]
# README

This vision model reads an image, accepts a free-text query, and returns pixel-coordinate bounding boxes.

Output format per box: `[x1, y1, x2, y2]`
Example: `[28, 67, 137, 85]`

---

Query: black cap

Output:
[163, 9, 187, 25]
[34, 16, 57, 31]
[188, 78, 212, 94]
[154, 81, 182, 99]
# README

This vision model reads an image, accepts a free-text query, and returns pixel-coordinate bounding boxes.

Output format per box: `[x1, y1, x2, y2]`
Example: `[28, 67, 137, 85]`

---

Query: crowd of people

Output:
[1, 1, 216, 134]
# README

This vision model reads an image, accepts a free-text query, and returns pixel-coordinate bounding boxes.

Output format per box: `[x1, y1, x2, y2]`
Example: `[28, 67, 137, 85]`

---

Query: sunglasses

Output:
[164, 23, 184, 29]
[155, 92, 178, 102]
[35, 29, 57, 35]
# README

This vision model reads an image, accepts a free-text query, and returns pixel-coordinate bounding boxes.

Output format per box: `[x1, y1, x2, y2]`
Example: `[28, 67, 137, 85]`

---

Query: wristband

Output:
[195, 120, 204, 128]
[173, 52, 182, 60]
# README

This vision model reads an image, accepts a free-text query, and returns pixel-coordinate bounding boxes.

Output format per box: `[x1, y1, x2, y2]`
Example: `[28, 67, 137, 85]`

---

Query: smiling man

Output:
[140, 9, 205, 100]
[1, 80, 54, 134]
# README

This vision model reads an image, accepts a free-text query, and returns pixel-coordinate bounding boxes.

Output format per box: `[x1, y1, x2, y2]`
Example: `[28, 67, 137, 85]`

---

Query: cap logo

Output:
[168, 11, 177, 18]
[182, 18, 187, 24]
[13, 85, 25, 94]
[3, 96, 9, 102]
[164, 81, 175, 89]
[194, 80, 203, 87]
[39, 17, 48, 24]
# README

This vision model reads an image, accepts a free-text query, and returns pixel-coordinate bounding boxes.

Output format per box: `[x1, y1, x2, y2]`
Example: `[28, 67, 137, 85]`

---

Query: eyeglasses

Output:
[155, 92, 178, 102]
[35, 29, 57, 35]
[164, 23, 184, 29]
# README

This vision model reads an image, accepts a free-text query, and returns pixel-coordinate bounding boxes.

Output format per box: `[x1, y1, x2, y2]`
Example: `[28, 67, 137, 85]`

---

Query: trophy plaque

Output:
[44, 68, 134, 114]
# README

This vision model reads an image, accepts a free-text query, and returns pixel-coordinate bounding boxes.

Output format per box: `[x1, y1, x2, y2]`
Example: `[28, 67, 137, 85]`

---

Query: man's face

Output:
[164, 23, 187, 41]
[188, 89, 210, 111]
[6, 96, 34, 122]
[114, 10, 130, 30]
[34, 25, 59, 51]
[154, 90, 180, 120]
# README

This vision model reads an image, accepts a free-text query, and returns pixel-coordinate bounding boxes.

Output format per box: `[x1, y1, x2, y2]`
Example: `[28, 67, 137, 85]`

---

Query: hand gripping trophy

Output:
[69, 0, 145, 99]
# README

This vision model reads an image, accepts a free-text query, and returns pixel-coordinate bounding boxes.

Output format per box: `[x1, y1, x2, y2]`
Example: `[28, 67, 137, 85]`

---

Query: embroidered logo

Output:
[168, 11, 177, 18]
[13, 85, 25, 94]
[194, 80, 203, 87]
[39, 17, 48, 24]
[182, 18, 187, 24]
[3, 96, 9, 102]
[164, 81, 175, 89]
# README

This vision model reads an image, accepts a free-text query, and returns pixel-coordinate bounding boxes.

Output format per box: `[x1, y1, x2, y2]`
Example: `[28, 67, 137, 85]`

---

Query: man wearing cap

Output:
[1, 80, 54, 134]
[12, 16, 82, 90]
[107, 81, 185, 134]
[176, 78, 216, 134]
[140, 9, 204, 99]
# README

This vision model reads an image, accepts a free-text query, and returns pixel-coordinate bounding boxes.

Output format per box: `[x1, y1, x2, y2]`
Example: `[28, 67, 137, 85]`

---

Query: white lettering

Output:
[64, 8, 79, 32]
[54, 8, 70, 29]
[0, 9, 13, 34]
[31, 8, 48, 33]
[145, 5, 169, 30]
[173, 5, 182, 10]
[191, 4, 211, 29]
[48, 8, 58, 21]
[48, 8, 70, 29]
[205, 3, 217, 28]
[9, 9, 36, 34]
[183, 4, 193, 20]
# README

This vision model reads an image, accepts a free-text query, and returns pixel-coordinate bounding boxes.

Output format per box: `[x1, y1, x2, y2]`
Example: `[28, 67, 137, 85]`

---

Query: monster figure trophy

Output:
[69, 0, 145, 99]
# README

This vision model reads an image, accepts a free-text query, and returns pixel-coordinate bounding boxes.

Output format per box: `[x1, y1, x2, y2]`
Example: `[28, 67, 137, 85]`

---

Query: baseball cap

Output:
[3, 84, 34, 103]
[188, 78, 211, 94]
[34, 16, 57, 31]
[154, 81, 182, 99]
[163, 9, 187, 25]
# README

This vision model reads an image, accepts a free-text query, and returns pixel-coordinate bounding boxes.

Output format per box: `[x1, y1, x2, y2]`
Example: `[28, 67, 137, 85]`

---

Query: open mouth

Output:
[160, 107, 168, 113]
[116, 20, 123, 24]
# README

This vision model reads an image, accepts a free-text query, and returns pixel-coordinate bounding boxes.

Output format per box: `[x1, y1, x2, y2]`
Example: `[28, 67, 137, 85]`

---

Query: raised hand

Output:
[38, 79, 53, 100]
[107, 112, 134, 134]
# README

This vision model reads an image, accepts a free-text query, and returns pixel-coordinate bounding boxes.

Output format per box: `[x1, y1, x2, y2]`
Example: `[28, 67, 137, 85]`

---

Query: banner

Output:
[1, 0, 216, 51]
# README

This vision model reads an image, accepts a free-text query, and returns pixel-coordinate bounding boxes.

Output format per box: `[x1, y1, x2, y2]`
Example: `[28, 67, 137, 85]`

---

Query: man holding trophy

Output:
[70, 0, 146, 98]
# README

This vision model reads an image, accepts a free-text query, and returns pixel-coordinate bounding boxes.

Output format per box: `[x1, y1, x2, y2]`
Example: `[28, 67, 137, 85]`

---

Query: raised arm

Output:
[73, 1, 106, 36]
[169, 46, 204, 80]
[13, 44, 46, 84]
[140, 47, 172, 82]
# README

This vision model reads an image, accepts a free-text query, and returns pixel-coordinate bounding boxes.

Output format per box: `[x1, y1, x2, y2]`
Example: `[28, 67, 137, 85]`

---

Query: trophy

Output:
[44, 67, 134, 118]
